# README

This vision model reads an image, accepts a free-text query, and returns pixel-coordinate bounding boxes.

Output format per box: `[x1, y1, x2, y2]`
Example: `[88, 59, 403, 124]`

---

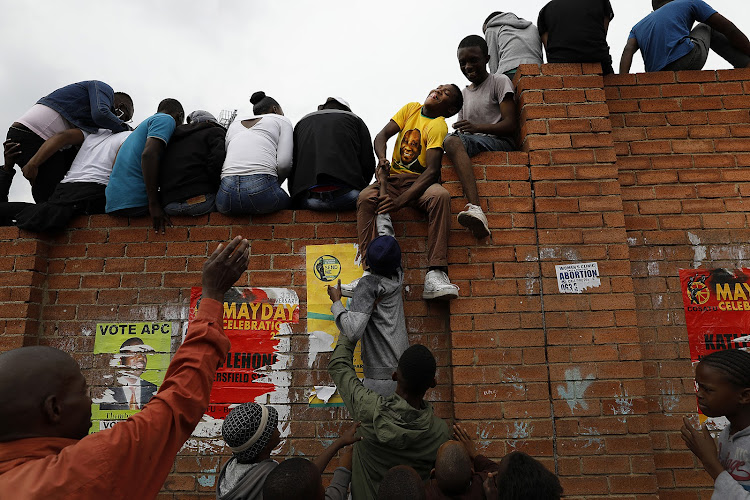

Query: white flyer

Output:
[555, 262, 601, 294]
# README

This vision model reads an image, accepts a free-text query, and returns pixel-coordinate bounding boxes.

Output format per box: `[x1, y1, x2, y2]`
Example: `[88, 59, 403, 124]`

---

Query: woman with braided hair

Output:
[681, 349, 750, 499]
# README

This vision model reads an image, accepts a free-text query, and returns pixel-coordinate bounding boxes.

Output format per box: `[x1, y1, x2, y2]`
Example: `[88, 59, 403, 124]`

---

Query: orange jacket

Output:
[0, 298, 229, 500]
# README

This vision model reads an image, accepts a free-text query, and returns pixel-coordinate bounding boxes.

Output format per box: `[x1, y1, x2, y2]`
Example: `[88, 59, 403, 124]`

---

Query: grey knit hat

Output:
[222, 403, 279, 463]
[186, 110, 218, 124]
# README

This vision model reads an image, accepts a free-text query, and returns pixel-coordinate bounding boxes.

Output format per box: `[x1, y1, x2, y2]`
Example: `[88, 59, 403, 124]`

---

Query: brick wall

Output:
[1, 64, 749, 498]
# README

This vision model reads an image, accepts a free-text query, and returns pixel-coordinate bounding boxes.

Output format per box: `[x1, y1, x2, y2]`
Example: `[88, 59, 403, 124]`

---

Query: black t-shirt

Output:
[538, 0, 615, 73]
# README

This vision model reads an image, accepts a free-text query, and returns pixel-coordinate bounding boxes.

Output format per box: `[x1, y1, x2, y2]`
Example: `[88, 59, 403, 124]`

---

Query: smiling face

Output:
[458, 46, 490, 85]
[122, 352, 148, 376]
[423, 84, 460, 118]
[695, 362, 745, 418]
[400, 129, 422, 164]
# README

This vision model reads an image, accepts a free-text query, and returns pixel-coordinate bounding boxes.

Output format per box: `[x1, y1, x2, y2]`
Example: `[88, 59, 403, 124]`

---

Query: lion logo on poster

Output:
[313, 255, 342, 282]
[687, 274, 710, 305]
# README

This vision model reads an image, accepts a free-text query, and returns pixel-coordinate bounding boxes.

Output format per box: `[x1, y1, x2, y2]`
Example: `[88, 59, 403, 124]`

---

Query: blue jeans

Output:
[216, 174, 290, 215]
[164, 193, 216, 216]
[296, 187, 360, 211]
[446, 131, 515, 157]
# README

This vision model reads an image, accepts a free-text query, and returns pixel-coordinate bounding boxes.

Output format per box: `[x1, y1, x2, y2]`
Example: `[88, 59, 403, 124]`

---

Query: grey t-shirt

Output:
[713, 424, 750, 499]
[457, 73, 515, 137]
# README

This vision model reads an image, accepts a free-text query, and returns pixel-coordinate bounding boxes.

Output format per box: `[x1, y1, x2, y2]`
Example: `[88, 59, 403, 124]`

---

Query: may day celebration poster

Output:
[90, 321, 173, 432]
[189, 286, 299, 419]
[680, 268, 750, 428]
[306, 243, 364, 407]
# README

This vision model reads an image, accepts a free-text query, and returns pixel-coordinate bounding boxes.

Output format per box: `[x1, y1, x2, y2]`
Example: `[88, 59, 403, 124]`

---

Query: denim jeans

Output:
[216, 174, 290, 215]
[445, 131, 515, 157]
[296, 187, 360, 211]
[164, 193, 216, 216]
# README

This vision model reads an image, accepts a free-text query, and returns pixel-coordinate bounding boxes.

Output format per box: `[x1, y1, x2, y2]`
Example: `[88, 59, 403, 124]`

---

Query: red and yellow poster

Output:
[680, 268, 750, 426]
[189, 286, 299, 419]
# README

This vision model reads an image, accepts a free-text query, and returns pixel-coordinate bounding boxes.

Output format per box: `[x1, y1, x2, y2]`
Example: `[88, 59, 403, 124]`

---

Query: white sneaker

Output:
[458, 203, 490, 239]
[340, 271, 370, 297]
[422, 270, 459, 300]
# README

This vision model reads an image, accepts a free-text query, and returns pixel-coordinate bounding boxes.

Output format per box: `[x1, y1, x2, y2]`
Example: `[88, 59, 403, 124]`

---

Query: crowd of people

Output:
[1, 1, 750, 498]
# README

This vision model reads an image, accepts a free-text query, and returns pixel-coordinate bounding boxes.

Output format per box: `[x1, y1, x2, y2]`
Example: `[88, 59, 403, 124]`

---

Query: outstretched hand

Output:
[453, 424, 477, 460]
[336, 421, 363, 448]
[202, 236, 250, 302]
[327, 279, 343, 303]
[680, 417, 724, 479]
[3, 140, 21, 171]
[482, 471, 498, 498]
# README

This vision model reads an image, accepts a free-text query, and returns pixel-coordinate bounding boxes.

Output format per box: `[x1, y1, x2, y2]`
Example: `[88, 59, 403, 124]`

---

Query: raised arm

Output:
[620, 37, 640, 74]
[311, 421, 362, 474]
[141, 137, 169, 233]
[327, 334, 380, 422]
[86, 81, 127, 132]
[21, 129, 84, 184]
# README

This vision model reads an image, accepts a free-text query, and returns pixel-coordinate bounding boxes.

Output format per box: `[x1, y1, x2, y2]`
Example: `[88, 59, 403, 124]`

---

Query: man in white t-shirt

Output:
[0, 128, 130, 231]
[443, 35, 517, 241]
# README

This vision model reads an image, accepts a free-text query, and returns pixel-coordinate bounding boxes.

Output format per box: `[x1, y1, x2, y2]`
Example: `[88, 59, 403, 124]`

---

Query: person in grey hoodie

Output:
[681, 349, 750, 499]
[328, 165, 407, 396]
[483, 11, 544, 80]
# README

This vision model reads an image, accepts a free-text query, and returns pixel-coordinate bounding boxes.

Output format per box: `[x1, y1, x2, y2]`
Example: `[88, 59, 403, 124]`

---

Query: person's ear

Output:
[739, 387, 750, 405]
[430, 467, 435, 478]
[430, 377, 437, 389]
[391, 371, 398, 382]
[43, 394, 63, 424]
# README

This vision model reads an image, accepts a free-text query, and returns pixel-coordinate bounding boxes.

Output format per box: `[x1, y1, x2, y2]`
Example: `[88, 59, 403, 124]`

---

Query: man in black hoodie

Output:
[159, 110, 226, 216]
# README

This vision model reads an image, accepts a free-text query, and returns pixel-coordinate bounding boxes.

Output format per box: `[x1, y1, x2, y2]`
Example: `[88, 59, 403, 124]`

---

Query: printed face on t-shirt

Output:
[400, 129, 422, 165]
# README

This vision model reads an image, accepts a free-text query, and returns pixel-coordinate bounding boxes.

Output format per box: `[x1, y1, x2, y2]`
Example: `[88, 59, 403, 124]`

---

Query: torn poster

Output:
[555, 262, 601, 294]
[306, 243, 364, 407]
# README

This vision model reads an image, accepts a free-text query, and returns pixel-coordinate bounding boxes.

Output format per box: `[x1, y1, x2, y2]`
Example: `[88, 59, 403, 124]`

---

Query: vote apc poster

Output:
[306, 243, 364, 407]
[679, 268, 750, 428]
[90, 321, 173, 433]
[190, 286, 299, 419]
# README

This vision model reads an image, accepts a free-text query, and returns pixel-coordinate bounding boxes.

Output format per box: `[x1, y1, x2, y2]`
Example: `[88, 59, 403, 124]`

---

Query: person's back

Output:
[159, 111, 226, 216]
[290, 99, 375, 211]
[328, 340, 451, 500]
[629, 0, 717, 72]
[483, 11, 544, 77]
[222, 114, 291, 179]
[537, 0, 615, 74]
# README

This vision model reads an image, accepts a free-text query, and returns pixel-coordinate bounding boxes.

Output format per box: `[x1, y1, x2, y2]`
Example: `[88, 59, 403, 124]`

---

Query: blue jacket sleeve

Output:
[87, 81, 127, 132]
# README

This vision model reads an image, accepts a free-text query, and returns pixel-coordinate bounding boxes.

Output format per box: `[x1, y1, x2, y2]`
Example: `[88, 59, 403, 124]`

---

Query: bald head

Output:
[378, 465, 425, 500]
[0, 346, 91, 442]
[434, 440, 473, 496]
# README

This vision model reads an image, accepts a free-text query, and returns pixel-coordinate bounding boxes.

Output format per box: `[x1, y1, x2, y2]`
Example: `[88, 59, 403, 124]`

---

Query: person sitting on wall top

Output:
[217, 402, 360, 500]
[355, 84, 463, 301]
[443, 35, 517, 241]
[216, 91, 293, 216]
[328, 336, 451, 500]
[105, 98, 184, 233]
[482, 11, 544, 81]
[159, 110, 226, 217]
[2, 81, 133, 204]
[290, 96, 375, 211]
[0, 124, 131, 231]
[620, 0, 750, 73]
[537, 0, 615, 74]
[0, 236, 250, 499]
[327, 163, 408, 397]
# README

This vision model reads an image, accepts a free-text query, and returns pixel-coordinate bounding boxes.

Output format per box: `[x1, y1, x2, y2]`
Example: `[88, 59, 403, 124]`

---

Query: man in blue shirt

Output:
[620, 0, 750, 73]
[106, 99, 184, 233]
[2, 81, 133, 203]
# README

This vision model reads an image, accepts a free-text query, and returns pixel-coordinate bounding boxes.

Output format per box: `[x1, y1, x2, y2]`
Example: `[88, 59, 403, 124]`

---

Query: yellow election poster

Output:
[90, 322, 173, 432]
[306, 243, 364, 407]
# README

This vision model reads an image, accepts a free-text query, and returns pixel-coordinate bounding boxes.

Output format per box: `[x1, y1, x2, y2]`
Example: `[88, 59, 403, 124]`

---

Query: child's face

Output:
[457, 46, 490, 85]
[695, 362, 746, 418]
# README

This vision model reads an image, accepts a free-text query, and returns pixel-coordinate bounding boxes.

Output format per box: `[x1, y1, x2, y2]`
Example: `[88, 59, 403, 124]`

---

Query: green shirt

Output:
[328, 335, 451, 500]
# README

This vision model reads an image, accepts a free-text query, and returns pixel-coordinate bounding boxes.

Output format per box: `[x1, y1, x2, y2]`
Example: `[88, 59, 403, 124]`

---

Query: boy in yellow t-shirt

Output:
[353, 84, 463, 301]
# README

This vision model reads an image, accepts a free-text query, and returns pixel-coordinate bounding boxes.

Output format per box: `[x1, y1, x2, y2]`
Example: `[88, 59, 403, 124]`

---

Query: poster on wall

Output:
[90, 322, 173, 432]
[679, 268, 750, 429]
[306, 243, 364, 407]
[189, 286, 299, 419]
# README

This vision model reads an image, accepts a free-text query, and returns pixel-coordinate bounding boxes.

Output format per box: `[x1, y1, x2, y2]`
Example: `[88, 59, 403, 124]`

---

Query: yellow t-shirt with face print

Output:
[389, 102, 448, 175]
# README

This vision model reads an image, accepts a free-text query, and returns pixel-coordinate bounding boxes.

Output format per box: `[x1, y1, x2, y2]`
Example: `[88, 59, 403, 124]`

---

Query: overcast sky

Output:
[2, 0, 747, 202]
